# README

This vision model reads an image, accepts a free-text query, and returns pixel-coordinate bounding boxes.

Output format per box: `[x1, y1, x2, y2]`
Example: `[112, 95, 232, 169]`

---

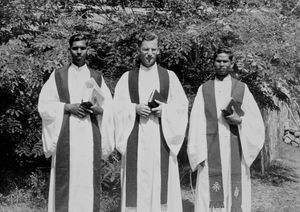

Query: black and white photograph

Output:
[0, 0, 299, 211]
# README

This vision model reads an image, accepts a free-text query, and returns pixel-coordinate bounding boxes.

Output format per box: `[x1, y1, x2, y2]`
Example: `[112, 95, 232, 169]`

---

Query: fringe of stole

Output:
[209, 202, 243, 211]
[209, 201, 224, 208]
[231, 206, 243, 212]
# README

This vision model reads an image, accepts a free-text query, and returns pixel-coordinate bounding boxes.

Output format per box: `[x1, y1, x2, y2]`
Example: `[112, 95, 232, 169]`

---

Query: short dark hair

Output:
[69, 33, 88, 47]
[214, 47, 234, 61]
[137, 31, 159, 47]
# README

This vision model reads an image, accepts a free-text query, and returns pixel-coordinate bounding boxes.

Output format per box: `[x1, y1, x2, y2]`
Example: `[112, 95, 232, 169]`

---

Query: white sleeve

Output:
[98, 76, 115, 159]
[38, 72, 65, 158]
[187, 86, 208, 171]
[113, 72, 136, 155]
[161, 71, 188, 156]
[239, 85, 265, 167]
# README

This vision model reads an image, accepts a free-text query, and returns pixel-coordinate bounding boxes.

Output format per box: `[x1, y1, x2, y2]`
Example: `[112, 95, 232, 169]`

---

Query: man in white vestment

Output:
[38, 34, 114, 212]
[114, 32, 188, 212]
[188, 48, 265, 212]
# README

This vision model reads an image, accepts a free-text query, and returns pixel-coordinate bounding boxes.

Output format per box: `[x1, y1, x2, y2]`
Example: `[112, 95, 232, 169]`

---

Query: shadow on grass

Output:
[251, 160, 299, 186]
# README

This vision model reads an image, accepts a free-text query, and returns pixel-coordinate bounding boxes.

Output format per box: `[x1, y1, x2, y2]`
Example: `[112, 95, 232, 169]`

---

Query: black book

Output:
[148, 90, 165, 109]
[80, 101, 93, 109]
[221, 97, 244, 117]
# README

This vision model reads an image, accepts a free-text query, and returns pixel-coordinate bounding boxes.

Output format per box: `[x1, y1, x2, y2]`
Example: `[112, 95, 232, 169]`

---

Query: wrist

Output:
[238, 117, 242, 124]
[64, 104, 70, 113]
[95, 106, 103, 115]
[233, 117, 242, 125]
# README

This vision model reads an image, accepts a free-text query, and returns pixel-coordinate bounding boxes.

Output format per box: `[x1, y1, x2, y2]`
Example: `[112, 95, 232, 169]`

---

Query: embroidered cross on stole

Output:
[203, 77, 245, 212]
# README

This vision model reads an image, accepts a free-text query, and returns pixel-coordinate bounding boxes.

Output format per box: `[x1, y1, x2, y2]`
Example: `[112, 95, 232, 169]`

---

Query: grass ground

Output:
[1, 142, 299, 212]
[181, 141, 300, 212]
[0, 205, 46, 212]
[251, 142, 300, 212]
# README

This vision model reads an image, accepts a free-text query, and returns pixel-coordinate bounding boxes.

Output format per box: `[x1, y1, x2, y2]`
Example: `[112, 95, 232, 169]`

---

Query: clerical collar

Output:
[70, 63, 88, 71]
[140, 63, 157, 72]
[215, 74, 231, 82]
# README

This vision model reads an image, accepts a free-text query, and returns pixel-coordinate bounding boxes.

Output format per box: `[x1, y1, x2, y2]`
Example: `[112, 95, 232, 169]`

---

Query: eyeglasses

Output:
[71, 47, 87, 51]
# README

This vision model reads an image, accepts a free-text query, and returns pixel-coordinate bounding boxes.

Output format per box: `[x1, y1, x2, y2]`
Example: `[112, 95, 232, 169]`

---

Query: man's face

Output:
[70, 40, 88, 67]
[214, 53, 232, 78]
[139, 39, 160, 68]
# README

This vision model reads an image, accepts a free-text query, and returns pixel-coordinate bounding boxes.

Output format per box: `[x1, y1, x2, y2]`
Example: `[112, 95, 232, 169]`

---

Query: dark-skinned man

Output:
[188, 48, 265, 212]
[38, 34, 114, 212]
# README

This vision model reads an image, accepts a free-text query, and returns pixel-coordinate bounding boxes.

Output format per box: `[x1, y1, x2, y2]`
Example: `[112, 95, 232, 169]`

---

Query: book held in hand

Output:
[80, 101, 93, 109]
[148, 89, 166, 109]
[221, 97, 244, 117]
[81, 78, 105, 107]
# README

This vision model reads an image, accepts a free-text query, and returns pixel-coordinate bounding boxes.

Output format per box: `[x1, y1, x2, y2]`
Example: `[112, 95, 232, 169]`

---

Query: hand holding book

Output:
[221, 98, 243, 125]
[81, 78, 105, 107]
[151, 100, 163, 117]
[136, 103, 151, 118]
[148, 90, 166, 109]
[224, 106, 242, 125]
[147, 89, 166, 117]
[80, 78, 105, 115]
[80, 101, 103, 115]
[80, 101, 93, 110]
[221, 97, 244, 117]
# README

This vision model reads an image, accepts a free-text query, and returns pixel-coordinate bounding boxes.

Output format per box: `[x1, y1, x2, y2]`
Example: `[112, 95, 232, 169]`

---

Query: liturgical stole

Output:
[54, 65, 102, 212]
[126, 66, 170, 207]
[203, 77, 245, 212]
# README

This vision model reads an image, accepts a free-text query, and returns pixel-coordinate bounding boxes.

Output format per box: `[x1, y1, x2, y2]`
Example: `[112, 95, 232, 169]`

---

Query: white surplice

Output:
[188, 75, 265, 212]
[114, 63, 188, 212]
[38, 64, 114, 212]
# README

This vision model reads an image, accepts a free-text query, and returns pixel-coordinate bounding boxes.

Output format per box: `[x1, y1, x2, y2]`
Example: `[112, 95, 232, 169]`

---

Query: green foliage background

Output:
[0, 0, 299, 209]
